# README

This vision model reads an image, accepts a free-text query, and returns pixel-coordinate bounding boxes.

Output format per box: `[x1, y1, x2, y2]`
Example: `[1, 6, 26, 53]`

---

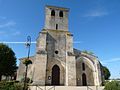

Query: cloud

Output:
[0, 16, 20, 36]
[0, 21, 16, 28]
[0, 16, 16, 28]
[83, 5, 108, 18]
[0, 41, 36, 44]
[84, 11, 108, 17]
[0, 30, 21, 37]
[74, 41, 83, 44]
[101, 58, 120, 65]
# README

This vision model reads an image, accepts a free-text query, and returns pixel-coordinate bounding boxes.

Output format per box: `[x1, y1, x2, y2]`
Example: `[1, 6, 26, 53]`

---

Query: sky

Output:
[0, 0, 120, 79]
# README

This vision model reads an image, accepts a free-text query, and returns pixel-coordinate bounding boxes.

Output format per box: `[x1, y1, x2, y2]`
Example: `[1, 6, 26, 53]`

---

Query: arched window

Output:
[51, 10, 55, 16]
[82, 63, 85, 71]
[82, 73, 87, 86]
[59, 11, 63, 17]
[56, 24, 58, 30]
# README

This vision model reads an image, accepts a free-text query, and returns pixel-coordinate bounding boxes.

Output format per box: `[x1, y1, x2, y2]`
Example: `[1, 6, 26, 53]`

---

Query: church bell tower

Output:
[33, 5, 76, 86]
[44, 5, 69, 31]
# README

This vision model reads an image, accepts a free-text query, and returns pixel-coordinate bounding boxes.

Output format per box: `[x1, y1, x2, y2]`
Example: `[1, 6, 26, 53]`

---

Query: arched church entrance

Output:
[82, 73, 87, 86]
[52, 65, 60, 85]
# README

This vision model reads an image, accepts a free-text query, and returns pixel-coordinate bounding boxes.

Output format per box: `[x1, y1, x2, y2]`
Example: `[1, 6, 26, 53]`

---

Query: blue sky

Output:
[0, 0, 120, 79]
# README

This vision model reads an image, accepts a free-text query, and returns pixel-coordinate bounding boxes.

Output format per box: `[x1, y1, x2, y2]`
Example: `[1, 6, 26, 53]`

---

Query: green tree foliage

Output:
[104, 81, 120, 90]
[0, 43, 17, 81]
[102, 66, 111, 80]
[82, 50, 94, 55]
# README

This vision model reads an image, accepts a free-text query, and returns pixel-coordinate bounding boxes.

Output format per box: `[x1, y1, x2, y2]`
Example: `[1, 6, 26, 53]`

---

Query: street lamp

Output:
[26, 36, 31, 59]
[23, 36, 32, 90]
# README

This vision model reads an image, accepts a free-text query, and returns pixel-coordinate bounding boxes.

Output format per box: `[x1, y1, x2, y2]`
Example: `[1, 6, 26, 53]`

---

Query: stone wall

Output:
[45, 30, 67, 85]
[33, 31, 47, 85]
[76, 57, 94, 86]
[76, 53, 103, 86]
[17, 56, 35, 81]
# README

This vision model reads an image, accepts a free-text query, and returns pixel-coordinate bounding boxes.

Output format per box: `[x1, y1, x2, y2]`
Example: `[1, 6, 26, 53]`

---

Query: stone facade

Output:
[17, 5, 103, 86]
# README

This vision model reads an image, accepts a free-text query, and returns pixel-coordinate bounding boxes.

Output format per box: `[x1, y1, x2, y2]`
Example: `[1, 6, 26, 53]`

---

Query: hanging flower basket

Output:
[23, 58, 32, 66]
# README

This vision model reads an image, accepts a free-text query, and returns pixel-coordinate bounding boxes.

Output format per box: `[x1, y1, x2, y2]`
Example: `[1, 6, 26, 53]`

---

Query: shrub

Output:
[102, 80, 111, 86]
[0, 81, 23, 90]
[13, 83, 24, 90]
[104, 80, 120, 90]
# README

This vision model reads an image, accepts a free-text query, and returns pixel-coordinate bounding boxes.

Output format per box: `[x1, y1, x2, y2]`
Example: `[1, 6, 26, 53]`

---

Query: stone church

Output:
[17, 5, 103, 86]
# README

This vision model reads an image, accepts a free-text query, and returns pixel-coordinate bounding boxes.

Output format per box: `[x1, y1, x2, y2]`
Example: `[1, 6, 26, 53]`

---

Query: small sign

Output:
[48, 76, 51, 80]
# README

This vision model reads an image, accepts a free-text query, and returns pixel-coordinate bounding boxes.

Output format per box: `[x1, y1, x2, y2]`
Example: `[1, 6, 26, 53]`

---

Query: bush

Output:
[0, 81, 23, 90]
[13, 83, 24, 90]
[102, 80, 109, 86]
[104, 80, 120, 90]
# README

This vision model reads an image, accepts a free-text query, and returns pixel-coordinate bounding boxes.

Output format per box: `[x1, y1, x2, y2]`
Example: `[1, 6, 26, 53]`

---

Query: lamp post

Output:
[23, 36, 31, 90]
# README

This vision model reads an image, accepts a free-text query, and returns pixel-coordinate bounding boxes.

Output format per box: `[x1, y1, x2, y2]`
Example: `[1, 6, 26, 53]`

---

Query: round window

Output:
[55, 50, 58, 54]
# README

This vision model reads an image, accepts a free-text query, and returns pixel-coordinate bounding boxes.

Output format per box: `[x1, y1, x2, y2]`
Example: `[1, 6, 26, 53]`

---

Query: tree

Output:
[0, 43, 17, 81]
[102, 66, 111, 80]
[104, 81, 120, 90]
[82, 50, 94, 55]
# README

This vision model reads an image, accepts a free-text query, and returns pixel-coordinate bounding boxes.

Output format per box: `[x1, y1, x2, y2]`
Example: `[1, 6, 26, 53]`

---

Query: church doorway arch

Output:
[52, 65, 60, 85]
[82, 73, 87, 86]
